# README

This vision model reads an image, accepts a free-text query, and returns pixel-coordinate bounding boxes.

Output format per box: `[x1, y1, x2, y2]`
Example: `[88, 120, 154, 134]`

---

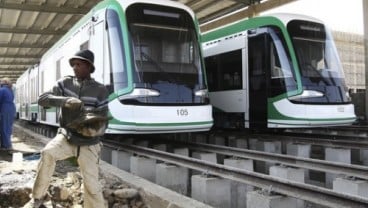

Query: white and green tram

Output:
[15, 0, 213, 134]
[16, 65, 38, 122]
[202, 13, 356, 129]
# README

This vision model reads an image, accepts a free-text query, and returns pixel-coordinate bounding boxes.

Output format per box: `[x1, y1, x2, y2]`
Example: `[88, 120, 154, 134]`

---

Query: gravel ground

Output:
[0, 123, 146, 208]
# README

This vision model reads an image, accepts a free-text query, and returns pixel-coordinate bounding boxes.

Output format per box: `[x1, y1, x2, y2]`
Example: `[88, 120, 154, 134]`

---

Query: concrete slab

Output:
[333, 177, 368, 198]
[130, 156, 156, 182]
[111, 150, 132, 171]
[101, 161, 212, 208]
[156, 163, 189, 195]
[191, 175, 231, 208]
[247, 191, 297, 208]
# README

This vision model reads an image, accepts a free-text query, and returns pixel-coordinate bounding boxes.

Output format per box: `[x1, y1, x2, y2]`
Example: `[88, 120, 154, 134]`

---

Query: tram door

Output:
[248, 29, 270, 129]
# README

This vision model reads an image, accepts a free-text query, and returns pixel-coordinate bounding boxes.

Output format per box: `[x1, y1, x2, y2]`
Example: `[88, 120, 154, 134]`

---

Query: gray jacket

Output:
[38, 76, 109, 145]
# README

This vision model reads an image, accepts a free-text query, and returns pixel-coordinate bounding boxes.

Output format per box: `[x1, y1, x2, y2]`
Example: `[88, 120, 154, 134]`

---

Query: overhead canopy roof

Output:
[0, 0, 295, 82]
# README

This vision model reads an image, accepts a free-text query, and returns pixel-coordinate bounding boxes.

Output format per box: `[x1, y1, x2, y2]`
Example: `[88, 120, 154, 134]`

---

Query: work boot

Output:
[23, 198, 44, 208]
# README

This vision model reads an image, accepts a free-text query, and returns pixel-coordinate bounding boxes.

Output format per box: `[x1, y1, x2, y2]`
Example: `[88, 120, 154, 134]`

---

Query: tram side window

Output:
[269, 37, 293, 80]
[269, 43, 289, 96]
[268, 27, 297, 96]
[271, 44, 286, 79]
[106, 9, 128, 92]
[31, 77, 37, 103]
[249, 27, 296, 96]
[205, 50, 242, 91]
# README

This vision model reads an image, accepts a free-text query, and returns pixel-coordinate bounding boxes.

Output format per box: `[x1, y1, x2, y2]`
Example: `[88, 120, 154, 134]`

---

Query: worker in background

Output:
[0, 77, 16, 151]
[24, 49, 109, 208]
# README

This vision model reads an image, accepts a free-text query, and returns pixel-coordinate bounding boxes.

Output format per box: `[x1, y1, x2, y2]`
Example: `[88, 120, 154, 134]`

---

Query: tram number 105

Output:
[177, 109, 189, 116]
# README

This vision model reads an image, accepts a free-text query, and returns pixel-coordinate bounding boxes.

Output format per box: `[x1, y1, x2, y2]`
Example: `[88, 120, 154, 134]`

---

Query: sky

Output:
[262, 0, 364, 34]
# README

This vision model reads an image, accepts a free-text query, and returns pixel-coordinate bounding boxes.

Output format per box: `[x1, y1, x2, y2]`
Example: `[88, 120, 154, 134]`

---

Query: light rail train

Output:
[15, 0, 213, 134]
[202, 13, 356, 129]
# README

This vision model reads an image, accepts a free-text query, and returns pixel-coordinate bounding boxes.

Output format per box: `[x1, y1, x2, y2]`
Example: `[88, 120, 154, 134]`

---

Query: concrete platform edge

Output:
[100, 161, 213, 208]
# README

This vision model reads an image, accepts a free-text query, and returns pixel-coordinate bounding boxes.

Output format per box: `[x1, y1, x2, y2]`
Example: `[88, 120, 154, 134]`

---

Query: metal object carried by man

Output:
[67, 112, 110, 137]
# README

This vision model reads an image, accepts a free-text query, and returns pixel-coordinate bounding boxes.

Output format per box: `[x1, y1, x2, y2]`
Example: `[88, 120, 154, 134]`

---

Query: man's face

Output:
[70, 59, 91, 79]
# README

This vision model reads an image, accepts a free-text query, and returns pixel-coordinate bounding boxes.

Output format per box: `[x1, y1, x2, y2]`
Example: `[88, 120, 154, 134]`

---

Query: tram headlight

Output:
[118, 88, 160, 100]
[195, 89, 209, 98]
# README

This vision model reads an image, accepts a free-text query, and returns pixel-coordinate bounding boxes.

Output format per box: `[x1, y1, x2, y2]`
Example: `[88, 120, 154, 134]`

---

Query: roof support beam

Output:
[0, 27, 66, 35]
[0, 72, 26, 76]
[0, 74, 24, 76]
[0, 2, 89, 14]
[0, 75, 20, 81]
[230, 0, 260, 4]
[200, 0, 298, 32]
[186, 0, 203, 8]
[0, 73, 25, 75]
[198, 3, 247, 24]
[0, 73, 27, 76]
[0, 43, 51, 48]
[0, 68, 28, 71]
[192, 1, 221, 13]
[0, 54, 41, 59]
[1, 71, 23, 78]
[0, 61, 38, 65]
[0, 74, 20, 77]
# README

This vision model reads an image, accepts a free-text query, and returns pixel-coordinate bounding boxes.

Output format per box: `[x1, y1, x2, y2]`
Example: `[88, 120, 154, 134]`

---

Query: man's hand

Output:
[64, 97, 83, 110]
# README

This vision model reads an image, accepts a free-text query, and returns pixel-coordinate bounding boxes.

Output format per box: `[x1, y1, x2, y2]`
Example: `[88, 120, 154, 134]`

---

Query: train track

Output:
[204, 128, 368, 153]
[177, 141, 368, 179]
[17, 121, 368, 207]
[251, 132, 368, 150]
[285, 125, 368, 139]
[103, 139, 368, 208]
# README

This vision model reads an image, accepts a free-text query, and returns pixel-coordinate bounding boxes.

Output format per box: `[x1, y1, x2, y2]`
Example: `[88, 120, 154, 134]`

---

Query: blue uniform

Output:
[0, 85, 15, 149]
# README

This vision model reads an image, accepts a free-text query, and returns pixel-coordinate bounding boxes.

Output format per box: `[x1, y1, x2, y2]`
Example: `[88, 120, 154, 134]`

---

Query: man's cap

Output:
[69, 49, 95, 73]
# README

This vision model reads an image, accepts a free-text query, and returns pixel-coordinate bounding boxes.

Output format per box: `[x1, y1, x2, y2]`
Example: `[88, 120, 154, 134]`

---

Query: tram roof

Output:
[0, 0, 296, 82]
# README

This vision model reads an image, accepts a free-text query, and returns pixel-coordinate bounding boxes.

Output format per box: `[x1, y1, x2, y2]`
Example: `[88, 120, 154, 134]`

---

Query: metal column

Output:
[364, 0, 368, 121]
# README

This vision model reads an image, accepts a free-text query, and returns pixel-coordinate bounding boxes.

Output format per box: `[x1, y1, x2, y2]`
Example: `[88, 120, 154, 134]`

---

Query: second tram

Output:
[202, 13, 356, 129]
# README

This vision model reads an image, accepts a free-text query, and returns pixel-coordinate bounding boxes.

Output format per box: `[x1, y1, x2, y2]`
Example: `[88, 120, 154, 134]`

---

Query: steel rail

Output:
[251, 133, 368, 149]
[103, 141, 368, 208]
[183, 141, 368, 179]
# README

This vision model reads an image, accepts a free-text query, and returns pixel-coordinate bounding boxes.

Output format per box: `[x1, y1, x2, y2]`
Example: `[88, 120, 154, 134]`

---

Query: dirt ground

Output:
[0, 125, 44, 162]
[0, 124, 146, 208]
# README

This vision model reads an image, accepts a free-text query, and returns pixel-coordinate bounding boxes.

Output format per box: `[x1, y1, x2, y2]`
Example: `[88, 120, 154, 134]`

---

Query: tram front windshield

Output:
[126, 4, 205, 104]
[288, 20, 350, 103]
